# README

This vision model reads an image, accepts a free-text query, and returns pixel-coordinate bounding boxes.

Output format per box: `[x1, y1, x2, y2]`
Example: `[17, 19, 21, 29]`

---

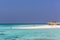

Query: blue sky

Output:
[0, 0, 60, 23]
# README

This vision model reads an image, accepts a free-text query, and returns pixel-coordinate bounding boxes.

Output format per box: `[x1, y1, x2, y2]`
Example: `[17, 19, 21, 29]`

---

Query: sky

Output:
[0, 0, 60, 23]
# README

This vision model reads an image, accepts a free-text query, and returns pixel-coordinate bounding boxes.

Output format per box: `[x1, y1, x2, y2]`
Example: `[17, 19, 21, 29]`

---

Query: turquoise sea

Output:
[0, 24, 60, 40]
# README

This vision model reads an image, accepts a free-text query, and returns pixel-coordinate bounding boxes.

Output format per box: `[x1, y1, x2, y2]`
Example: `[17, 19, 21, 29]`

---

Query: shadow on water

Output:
[24, 39, 55, 40]
[0, 31, 6, 36]
[5, 38, 55, 40]
[4, 34, 26, 40]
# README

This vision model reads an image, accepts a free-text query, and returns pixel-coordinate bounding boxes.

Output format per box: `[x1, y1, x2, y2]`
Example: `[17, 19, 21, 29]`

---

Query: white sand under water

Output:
[12, 25, 60, 29]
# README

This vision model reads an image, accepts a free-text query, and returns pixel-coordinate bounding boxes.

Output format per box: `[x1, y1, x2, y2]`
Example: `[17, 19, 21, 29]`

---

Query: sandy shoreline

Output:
[12, 25, 60, 29]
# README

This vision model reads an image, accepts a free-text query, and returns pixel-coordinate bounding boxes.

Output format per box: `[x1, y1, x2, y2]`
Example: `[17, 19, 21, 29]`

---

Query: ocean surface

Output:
[0, 24, 60, 40]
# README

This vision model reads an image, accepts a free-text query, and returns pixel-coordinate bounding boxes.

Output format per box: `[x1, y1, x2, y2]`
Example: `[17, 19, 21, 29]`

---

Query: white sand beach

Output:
[12, 25, 60, 29]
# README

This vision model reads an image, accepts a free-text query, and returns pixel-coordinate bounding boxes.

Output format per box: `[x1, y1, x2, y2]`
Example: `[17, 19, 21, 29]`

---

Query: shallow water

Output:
[0, 24, 60, 40]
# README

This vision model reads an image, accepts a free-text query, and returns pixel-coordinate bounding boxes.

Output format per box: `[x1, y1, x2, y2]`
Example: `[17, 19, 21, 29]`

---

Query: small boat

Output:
[48, 21, 60, 25]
